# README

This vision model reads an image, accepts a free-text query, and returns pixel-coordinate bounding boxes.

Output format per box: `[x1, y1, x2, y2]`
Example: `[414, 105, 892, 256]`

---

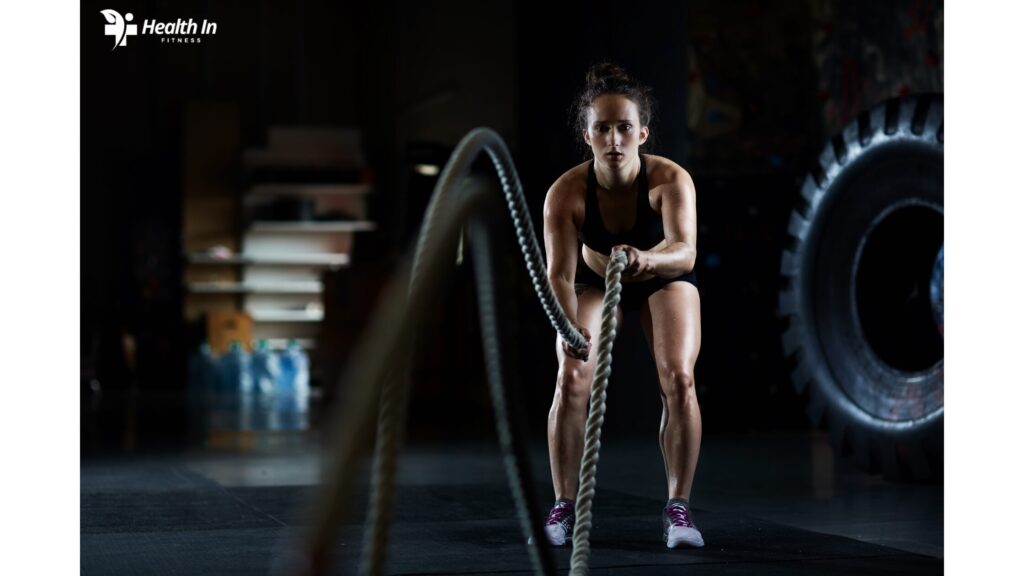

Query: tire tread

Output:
[777, 94, 944, 482]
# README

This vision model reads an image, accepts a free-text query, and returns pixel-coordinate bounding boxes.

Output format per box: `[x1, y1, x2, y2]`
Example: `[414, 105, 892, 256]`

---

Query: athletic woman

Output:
[540, 63, 704, 549]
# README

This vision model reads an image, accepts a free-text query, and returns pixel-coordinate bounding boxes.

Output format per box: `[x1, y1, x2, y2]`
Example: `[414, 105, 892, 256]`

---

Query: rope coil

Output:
[300, 128, 623, 576]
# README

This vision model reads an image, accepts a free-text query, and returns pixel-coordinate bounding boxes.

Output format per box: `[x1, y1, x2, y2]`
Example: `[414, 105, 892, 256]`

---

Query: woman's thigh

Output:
[554, 287, 623, 374]
[640, 281, 702, 381]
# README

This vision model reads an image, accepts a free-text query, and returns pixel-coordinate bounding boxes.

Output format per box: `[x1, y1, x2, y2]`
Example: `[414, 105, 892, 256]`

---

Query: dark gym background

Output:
[79, 1, 945, 573]
[82, 0, 942, 448]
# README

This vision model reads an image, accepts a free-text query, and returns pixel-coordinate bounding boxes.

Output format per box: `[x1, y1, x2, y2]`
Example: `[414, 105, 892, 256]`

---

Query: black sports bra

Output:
[578, 155, 664, 254]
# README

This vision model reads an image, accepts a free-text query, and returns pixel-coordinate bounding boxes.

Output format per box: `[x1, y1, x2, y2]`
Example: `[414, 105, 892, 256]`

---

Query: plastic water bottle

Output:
[290, 341, 310, 399]
[276, 340, 310, 396]
[220, 341, 253, 395]
[187, 341, 222, 399]
[276, 340, 310, 429]
[251, 339, 279, 395]
[186, 341, 222, 438]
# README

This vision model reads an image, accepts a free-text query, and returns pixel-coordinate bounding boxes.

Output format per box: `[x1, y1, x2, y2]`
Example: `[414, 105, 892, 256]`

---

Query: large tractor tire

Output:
[779, 95, 943, 481]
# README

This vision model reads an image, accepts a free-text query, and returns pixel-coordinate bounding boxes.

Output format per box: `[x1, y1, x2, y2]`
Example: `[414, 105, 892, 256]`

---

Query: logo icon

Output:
[100, 9, 138, 51]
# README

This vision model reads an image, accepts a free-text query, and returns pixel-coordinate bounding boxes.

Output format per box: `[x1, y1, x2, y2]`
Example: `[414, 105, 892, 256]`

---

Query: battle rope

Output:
[570, 253, 624, 575]
[299, 128, 625, 576]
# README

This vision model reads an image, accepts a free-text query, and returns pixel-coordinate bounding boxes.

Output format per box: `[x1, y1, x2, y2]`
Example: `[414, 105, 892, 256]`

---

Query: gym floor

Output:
[81, 398, 942, 575]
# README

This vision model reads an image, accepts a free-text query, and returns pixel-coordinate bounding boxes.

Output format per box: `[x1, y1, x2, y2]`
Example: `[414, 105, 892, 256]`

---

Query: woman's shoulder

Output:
[546, 161, 590, 201]
[643, 154, 693, 188]
[543, 161, 589, 222]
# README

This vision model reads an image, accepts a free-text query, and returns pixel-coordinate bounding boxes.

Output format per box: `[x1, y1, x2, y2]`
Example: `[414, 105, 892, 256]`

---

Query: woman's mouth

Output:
[606, 151, 623, 159]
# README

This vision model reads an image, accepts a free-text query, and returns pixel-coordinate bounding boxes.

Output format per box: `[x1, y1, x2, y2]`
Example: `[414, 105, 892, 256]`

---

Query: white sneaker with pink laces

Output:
[663, 502, 704, 548]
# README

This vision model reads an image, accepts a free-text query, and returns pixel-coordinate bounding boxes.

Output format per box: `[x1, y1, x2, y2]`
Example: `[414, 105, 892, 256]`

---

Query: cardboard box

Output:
[206, 311, 253, 354]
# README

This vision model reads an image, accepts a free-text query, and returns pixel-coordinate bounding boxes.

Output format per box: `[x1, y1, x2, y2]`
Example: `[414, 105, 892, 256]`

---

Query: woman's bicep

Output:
[543, 190, 579, 282]
[660, 173, 697, 249]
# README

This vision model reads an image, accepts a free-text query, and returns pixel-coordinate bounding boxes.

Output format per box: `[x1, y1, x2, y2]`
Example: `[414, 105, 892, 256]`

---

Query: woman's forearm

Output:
[549, 277, 580, 326]
[645, 243, 696, 278]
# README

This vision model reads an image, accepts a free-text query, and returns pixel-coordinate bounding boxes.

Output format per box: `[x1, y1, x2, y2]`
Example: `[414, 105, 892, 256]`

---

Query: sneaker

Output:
[663, 502, 704, 549]
[533, 500, 575, 546]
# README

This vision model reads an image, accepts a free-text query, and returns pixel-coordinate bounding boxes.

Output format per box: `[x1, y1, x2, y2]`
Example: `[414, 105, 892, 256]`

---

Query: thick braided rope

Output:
[357, 142, 474, 576]
[305, 128, 612, 576]
[360, 129, 614, 573]
[358, 347, 413, 575]
[468, 214, 555, 576]
[358, 150, 576, 573]
[570, 251, 627, 576]
[359, 129, 588, 576]
[481, 143, 587, 351]
[302, 187, 487, 576]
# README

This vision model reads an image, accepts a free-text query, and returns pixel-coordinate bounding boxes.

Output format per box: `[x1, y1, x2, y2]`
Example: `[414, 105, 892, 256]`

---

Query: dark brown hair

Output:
[572, 62, 656, 155]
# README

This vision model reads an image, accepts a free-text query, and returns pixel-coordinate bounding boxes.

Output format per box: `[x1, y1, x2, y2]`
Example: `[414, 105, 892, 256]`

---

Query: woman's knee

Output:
[659, 366, 696, 403]
[556, 363, 593, 404]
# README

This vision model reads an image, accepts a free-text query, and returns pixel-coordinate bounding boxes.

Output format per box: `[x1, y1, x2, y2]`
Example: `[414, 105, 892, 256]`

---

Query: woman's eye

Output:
[620, 125, 632, 132]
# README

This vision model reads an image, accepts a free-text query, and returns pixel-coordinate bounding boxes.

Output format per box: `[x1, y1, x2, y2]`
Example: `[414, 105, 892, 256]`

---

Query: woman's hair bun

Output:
[572, 62, 656, 157]
[585, 62, 636, 93]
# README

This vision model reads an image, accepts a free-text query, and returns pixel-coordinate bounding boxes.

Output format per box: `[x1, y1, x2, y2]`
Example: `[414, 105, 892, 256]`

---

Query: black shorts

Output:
[574, 261, 699, 311]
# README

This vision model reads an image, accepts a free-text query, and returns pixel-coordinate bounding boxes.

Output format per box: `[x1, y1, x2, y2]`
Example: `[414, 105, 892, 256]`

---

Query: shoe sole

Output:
[534, 524, 702, 549]
[665, 527, 705, 549]
[544, 524, 569, 546]
[666, 537, 705, 549]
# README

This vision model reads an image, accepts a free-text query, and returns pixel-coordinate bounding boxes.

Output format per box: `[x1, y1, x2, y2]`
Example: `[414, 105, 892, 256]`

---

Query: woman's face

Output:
[583, 94, 649, 168]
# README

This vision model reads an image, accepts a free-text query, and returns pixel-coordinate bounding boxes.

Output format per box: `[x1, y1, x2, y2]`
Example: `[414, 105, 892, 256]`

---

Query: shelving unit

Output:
[249, 221, 377, 233]
[187, 253, 351, 267]
[238, 126, 374, 343]
[249, 309, 325, 322]
[181, 114, 375, 351]
[186, 281, 323, 294]
[244, 183, 372, 202]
